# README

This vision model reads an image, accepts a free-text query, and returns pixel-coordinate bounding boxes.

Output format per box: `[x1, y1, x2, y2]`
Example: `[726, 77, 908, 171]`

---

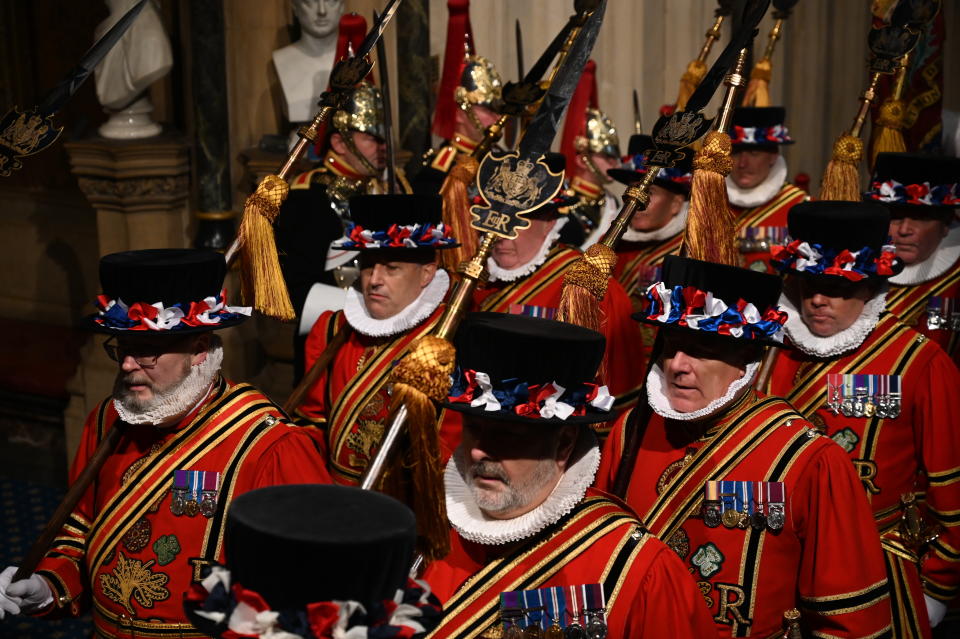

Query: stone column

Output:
[61, 136, 190, 457]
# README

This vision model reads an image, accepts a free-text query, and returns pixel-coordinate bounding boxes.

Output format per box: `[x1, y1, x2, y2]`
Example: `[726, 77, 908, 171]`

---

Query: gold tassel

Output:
[675, 59, 708, 112]
[557, 243, 617, 331]
[682, 131, 739, 266]
[236, 174, 295, 321]
[819, 135, 863, 202]
[869, 98, 907, 170]
[439, 154, 480, 274]
[741, 58, 772, 108]
[378, 335, 456, 562]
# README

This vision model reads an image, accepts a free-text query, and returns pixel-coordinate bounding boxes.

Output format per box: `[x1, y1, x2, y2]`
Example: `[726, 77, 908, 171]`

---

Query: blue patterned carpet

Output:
[0, 478, 91, 639]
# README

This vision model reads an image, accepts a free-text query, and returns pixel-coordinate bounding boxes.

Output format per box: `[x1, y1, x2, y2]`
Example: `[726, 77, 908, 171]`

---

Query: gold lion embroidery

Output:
[99, 552, 170, 615]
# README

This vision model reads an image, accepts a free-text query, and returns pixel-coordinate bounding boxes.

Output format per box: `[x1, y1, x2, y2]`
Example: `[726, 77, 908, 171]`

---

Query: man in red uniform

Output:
[867, 153, 960, 364]
[0, 249, 330, 636]
[597, 254, 892, 637]
[607, 133, 692, 317]
[764, 200, 960, 636]
[726, 106, 808, 273]
[472, 199, 645, 412]
[296, 194, 461, 485]
[557, 59, 623, 248]
[422, 312, 716, 636]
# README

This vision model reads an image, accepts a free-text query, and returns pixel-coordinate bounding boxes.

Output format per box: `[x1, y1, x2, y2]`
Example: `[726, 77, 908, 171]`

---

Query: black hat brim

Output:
[81, 314, 247, 336]
[606, 168, 690, 194]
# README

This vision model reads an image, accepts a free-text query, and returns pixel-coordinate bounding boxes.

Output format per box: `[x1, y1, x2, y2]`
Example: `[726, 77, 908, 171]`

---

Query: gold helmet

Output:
[575, 107, 621, 159]
[454, 55, 503, 111]
[332, 82, 386, 141]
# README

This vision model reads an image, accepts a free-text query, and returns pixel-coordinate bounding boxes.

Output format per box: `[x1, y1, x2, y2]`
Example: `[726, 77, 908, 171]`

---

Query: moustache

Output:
[468, 461, 510, 484]
[122, 374, 153, 388]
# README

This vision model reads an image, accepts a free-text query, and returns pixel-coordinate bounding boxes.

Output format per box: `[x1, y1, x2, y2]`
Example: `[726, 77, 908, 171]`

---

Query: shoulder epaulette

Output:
[290, 167, 328, 190]
[429, 144, 458, 173]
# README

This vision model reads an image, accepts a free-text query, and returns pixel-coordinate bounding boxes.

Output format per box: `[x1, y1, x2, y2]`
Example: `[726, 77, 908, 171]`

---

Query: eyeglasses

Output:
[102, 337, 162, 368]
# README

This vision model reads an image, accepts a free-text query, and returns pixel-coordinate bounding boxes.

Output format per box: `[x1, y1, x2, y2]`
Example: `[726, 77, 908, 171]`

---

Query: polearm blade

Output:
[354, 0, 402, 68]
[374, 10, 397, 193]
[359, 0, 609, 492]
[0, 0, 148, 176]
[516, 19, 525, 79]
[38, 0, 149, 116]
[633, 88, 643, 135]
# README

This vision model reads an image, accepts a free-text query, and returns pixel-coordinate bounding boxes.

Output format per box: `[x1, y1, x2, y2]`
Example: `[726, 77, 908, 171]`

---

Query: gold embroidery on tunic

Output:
[99, 552, 170, 615]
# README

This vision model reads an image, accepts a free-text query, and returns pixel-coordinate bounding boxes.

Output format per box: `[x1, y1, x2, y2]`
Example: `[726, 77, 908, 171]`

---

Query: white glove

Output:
[925, 594, 947, 628]
[0, 567, 53, 617]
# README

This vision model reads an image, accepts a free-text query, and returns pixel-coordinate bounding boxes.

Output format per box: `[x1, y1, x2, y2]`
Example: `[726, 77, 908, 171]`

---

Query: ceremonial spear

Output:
[225, 0, 403, 321]
[0, 0, 148, 176]
[818, 0, 938, 201]
[359, 0, 609, 563]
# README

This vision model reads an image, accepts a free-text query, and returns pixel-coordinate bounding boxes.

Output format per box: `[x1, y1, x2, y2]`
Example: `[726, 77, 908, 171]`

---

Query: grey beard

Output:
[453, 448, 559, 516]
[113, 343, 223, 426]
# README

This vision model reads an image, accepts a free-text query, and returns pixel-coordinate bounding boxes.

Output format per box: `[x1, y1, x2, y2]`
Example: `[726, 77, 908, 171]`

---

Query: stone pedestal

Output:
[65, 135, 192, 255]
[61, 135, 191, 460]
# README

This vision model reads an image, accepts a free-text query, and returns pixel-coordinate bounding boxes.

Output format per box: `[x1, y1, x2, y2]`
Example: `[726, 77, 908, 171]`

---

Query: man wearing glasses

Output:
[0, 249, 330, 637]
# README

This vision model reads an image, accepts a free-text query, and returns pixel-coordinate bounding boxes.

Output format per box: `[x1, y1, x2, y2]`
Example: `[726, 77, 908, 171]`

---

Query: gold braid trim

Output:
[562, 244, 615, 301]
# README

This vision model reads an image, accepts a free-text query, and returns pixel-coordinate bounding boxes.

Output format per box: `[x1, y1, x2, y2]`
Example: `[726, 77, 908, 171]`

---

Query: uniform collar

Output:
[445, 429, 600, 546]
[889, 223, 960, 286]
[323, 149, 368, 181]
[646, 360, 760, 422]
[486, 218, 568, 283]
[780, 286, 887, 358]
[451, 134, 479, 154]
[571, 176, 605, 201]
[343, 269, 449, 338]
[621, 201, 689, 243]
[725, 154, 788, 208]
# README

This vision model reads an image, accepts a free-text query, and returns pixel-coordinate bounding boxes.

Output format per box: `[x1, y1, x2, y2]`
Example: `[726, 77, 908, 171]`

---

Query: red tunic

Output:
[473, 245, 646, 416]
[34, 379, 331, 638]
[766, 313, 960, 637]
[886, 257, 960, 367]
[299, 305, 462, 485]
[613, 232, 684, 361]
[421, 489, 717, 637]
[596, 392, 892, 637]
[732, 183, 808, 273]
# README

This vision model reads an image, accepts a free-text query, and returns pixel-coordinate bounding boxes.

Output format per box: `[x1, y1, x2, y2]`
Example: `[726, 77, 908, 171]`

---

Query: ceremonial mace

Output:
[359, 0, 609, 563]
[224, 0, 403, 321]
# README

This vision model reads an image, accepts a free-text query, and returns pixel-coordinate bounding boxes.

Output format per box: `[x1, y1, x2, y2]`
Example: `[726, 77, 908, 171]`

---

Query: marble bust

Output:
[273, 0, 345, 124]
[94, 0, 173, 138]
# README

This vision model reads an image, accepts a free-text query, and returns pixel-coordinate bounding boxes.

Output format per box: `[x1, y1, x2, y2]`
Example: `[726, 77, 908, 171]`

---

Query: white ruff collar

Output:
[114, 344, 222, 426]
[445, 430, 600, 546]
[646, 360, 759, 421]
[780, 286, 887, 357]
[726, 154, 788, 208]
[621, 201, 689, 243]
[486, 218, 568, 283]
[889, 223, 960, 286]
[343, 269, 449, 338]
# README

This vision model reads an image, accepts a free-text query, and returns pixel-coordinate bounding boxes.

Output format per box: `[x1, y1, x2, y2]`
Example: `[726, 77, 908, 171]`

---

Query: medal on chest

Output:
[926, 296, 960, 331]
[170, 470, 220, 518]
[825, 374, 901, 419]
[498, 585, 606, 639]
[706, 480, 786, 531]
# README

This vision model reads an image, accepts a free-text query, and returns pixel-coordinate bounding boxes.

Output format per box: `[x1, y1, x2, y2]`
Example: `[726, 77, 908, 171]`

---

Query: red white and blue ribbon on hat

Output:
[641, 283, 788, 342]
[334, 222, 456, 249]
[866, 179, 960, 207]
[94, 289, 251, 331]
[730, 124, 792, 145]
[770, 240, 901, 282]
[185, 565, 441, 639]
[448, 369, 614, 420]
[623, 154, 692, 186]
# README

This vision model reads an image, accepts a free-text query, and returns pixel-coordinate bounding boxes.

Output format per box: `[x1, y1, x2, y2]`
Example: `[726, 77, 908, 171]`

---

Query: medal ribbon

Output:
[500, 591, 522, 630]
[544, 586, 565, 627]
[567, 585, 582, 625]
[173, 469, 188, 490]
[188, 470, 202, 503]
[768, 482, 785, 507]
[720, 480, 737, 517]
[523, 588, 544, 630]
[754, 481, 764, 515]
[202, 471, 220, 492]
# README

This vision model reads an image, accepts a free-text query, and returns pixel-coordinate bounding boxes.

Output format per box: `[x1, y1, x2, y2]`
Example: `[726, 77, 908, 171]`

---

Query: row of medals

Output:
[828, 392, 901, 418]
[927, 309, 960, 331]
[702, 501, 785, 531]
[170, 488, 217, 518]
[502, 609, 607, 639]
